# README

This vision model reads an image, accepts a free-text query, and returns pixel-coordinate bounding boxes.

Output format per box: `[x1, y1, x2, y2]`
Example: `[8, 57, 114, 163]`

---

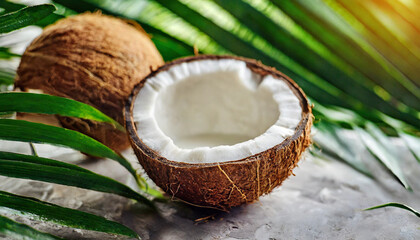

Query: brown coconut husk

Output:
[125, 55, 313, 210]
[15, 12, 164, 152]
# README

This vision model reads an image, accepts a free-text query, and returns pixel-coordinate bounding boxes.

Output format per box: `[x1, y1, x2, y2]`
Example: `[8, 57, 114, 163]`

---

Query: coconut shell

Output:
[15, 12, 164, 151]
[125, 55, 313, 210]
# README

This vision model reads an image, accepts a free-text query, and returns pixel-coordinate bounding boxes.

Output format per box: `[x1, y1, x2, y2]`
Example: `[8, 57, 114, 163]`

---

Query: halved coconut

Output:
[125, 55, 312, 210]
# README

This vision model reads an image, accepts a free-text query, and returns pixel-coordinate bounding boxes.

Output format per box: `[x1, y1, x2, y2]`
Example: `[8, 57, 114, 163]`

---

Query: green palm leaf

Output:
[0, 191, 139, 238]
[0, 119, 135, 179]
[0, 119, 163, 198]
[0, 0, 65, 28]
[399, 132, 420, 163]
[355, 124, 411, 190]
[0, 151, 91, 172]
[0, 0, 27, 14]
[0, 151, 154, 208]
[0, 4, 56, 34]
[0, 215, 63, 240]
[0, 47, 20, 59]
[0, 69, 14, 86]
[0, 92, 123, 131]
[365, 203, 420, 218]
[313, 121, 371, 177]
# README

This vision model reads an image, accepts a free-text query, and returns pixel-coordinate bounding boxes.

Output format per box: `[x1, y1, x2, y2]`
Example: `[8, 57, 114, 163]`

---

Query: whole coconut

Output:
[15, 12, 164, 151]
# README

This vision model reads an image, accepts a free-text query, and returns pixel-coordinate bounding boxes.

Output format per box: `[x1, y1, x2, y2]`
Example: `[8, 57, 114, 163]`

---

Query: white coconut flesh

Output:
[133, 59, 302, 164]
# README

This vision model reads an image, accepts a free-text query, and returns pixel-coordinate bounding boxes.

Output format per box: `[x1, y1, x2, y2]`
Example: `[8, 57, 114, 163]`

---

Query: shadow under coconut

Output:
[122, 196, 252, 240]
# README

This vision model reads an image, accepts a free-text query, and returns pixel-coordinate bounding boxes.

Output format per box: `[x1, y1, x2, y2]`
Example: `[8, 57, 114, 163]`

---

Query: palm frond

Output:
[0, 47, 20, 59]
[0, 215, 64, 240]
[0, 119, 136, 176]
[365, 202, 420, 218]
[0, 191, 139, 238]
[355, 124, 411, 190]
[0, 151, 154, 207]
[0, 68, 14, 86]
[0, 4, 56, 34]
[0, 92, 123, 130]
[399, 132, 420, 163]
[313, 121, 372, 177]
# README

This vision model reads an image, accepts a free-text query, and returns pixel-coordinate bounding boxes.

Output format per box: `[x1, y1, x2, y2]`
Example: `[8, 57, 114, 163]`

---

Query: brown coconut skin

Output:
[15, 12, 164, 151]
[126, 55, 313, 211]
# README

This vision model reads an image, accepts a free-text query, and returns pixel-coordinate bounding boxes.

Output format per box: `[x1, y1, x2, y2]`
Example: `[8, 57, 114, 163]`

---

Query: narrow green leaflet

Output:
[355, 124, 411, 190]
[365, 122, 399, 156]
[0, 92, 124, 131]
[0, 191, 139, 238]
[0, 0, 63, 28]
[0, 151, 91, 172]
[0, 151, 154, 208]
[365, 203, 420, 218]
[313, 121, 371, 177]
[33, 13, 63, 28]
[29, 142, 38, 156]
[0, 119, 162, 198]
[312, 100, 365, 126]
[0, 215, 63, 240]
[0, 47, 20, 59]
[0, 69, 14, 86]
[0, 4, 56, 34]
[150, 33, 194, 61]
[0, 119, 136, 179]
[0, 0, 25, 14]
[0, 161, 153, 207]
[398, 132, 420, 163]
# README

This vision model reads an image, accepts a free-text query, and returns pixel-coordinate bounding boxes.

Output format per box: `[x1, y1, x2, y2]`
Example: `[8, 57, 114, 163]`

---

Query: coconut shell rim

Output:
[125, 55, 312, 168]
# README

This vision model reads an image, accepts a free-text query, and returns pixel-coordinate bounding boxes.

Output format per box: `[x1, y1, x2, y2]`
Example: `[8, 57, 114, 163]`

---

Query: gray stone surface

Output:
[0, 139, 419, 240]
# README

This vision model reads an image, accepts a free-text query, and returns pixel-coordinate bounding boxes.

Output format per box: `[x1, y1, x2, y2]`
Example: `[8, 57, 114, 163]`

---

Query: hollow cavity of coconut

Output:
[15, 12, 164, 151]
[126, 55, 312, 210]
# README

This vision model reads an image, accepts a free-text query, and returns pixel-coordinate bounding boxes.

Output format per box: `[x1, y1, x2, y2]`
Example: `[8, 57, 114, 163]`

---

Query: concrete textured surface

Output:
[0, 137, 419, 240]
